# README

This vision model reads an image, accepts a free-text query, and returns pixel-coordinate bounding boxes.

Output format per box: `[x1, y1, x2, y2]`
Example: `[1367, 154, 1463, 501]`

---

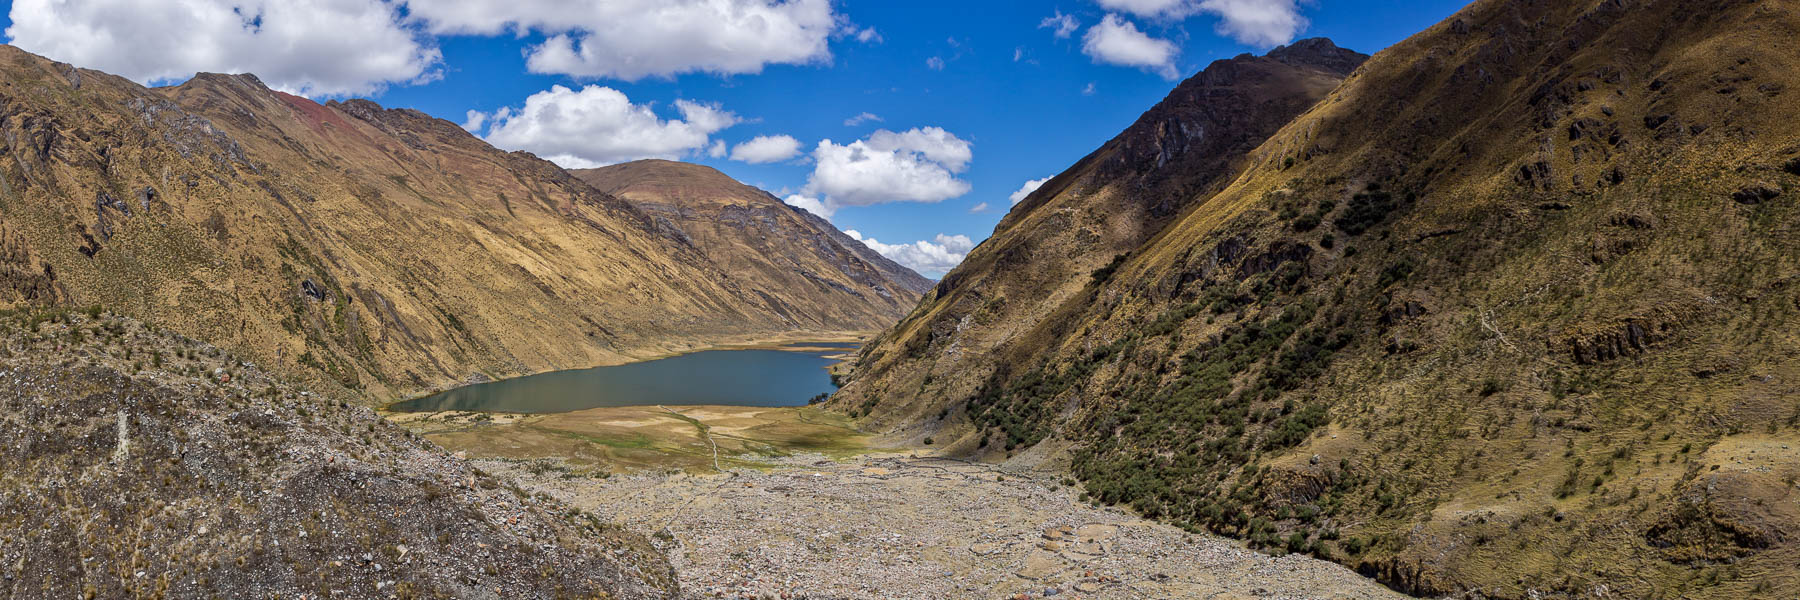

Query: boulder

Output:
[1733, 182, 1783, 205]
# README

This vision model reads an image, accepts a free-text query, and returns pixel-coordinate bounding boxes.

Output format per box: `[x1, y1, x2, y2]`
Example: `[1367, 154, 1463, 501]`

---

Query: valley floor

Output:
[479, 452, 1408, 600]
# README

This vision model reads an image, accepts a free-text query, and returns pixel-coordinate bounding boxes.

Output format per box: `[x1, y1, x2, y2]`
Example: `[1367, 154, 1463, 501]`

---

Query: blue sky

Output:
[1, 0, 1468, 276]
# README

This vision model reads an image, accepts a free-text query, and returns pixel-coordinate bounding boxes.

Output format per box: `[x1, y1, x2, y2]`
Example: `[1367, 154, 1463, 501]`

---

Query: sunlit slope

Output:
[573, 159, 932, 331]
[837, 1, 1800, 597]
[0, 44, 888, 400]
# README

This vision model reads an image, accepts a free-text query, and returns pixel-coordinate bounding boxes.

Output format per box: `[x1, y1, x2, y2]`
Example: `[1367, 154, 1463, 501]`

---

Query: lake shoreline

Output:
[388, 404, 872, 474]
[383, 331, 867, 410]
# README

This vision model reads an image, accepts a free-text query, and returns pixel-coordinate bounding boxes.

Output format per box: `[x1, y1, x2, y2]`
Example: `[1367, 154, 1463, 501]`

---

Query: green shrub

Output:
[1335, 187, 1397, 235]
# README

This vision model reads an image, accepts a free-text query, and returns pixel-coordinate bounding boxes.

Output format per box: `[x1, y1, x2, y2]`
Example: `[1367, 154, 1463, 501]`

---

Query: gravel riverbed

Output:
[483, 454, 1410, 600]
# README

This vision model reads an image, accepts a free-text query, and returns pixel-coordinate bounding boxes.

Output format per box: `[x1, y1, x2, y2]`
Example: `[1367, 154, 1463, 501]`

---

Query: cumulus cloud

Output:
[1009, 176, 1054, 205]
[5, 0, 441, 97]
[1095, 0, 1199, 18]
[844, 230, 974, 278]
[1039, 10, 1080, 39]
[707, 139, 729, 158]
[796, 127, 973, 217]
[1082, 14, 1180, 80]
[926, 56, 946, 71]
[478, 84, 739, 168]
[843, 112, 883, 127]
[1197, 0, 1308, 47]
[404, 0, 839, 81]
[729, 135, 803, 164]
[1094, 0, 1307, 46]
[460, 109, 487, 133]
[784, 194, 832, 218]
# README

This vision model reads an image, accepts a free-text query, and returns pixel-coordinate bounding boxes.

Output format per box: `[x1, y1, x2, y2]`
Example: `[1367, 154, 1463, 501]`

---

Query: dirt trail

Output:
[659, 405, 723, 472]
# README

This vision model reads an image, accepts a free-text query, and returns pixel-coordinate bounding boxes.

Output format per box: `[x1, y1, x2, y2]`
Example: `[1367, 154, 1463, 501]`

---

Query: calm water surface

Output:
[780, 341, 862, 350]
[389, 347, 845, 414]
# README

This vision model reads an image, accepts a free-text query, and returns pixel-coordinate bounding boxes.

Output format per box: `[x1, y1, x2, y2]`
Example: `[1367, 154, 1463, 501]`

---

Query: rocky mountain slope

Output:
[834, 38, 1367, 425]
[834, 2, 1800, 598]
[572, 160, 931, 330]
[0, 306, 676, 598]
[0, 44, 907, 402]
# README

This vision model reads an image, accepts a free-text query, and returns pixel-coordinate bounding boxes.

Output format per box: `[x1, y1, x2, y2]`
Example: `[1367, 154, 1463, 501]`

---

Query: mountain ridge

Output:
[571, 159, 931, 332]
[0, 44, 912, 402]
[835, 1, 1800, 597]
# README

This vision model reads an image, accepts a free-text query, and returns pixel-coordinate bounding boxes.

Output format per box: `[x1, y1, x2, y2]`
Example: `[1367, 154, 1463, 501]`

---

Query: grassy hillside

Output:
[835, 37, 1368, 427]
[0, 45, 899, 403]
[573, 160, 932, 330]
[835, 1, 1800, 597]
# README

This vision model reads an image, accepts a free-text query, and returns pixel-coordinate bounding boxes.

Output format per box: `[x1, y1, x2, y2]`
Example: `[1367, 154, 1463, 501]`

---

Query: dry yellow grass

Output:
[0, 45, 909, 405]
[836, 1, 1800, 597]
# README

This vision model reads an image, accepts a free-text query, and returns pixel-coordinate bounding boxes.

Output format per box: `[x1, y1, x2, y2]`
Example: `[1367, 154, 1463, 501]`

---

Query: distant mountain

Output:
[835, 1, 1800, 597]
[572, 160, 932, 330]
[0, 45, 912, 400]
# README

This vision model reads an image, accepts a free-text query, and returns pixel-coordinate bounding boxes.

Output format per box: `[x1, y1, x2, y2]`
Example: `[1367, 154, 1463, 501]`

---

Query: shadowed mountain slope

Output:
[834, 1, 1800, 597]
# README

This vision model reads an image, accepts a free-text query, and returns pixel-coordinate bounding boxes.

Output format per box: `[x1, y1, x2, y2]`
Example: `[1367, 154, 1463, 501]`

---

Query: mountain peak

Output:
[575, 159, 776, 208]
[1265, 37, 1367, 72]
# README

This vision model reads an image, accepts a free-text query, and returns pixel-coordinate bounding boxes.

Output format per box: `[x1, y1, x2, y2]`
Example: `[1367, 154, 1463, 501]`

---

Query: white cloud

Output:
[1197, 0, 1308, 47]
[926, 56, 946, 70]
[1082, 82, 1098, 95]
[1094, 0, 1307, 46]
[5, 0, 441, 97]
[405, 0, 839, 81]
[1082, 14, 1179, 80]
[1096, 0, 1199, 18]
[864, 128, 972, 171]
[844, 112, 883, 127]
[799, 127, 973, 216]
[1009, 176, 1054, 205]
[969, 202, 991, 214]
[1040, 10, 1080, 39]
[784, 194, 832, 218]
[844, 230, 974, 277]
[839, 23, 882, 44]
[479, 84, 739, 168]
[708, 139, 729, 158]
[730, 135, 803, 164]
[460, 109, 487, 133]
